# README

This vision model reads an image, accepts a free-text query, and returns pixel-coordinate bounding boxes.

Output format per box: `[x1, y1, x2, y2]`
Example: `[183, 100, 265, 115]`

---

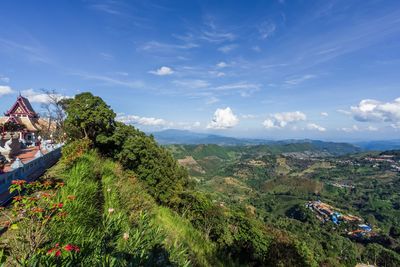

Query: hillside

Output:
[1, 93, 399, 266]
[0, 93, 324, 266]
[168, 144, 400, 266]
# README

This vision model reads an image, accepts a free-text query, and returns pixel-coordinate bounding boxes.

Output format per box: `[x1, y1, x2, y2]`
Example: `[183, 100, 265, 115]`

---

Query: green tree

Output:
[100, 122, 190, 206]
[62, 92, 116, 144]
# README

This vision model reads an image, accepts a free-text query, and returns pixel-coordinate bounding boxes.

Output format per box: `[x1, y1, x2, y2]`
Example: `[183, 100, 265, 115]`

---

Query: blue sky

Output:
[1, 0, 400, 141]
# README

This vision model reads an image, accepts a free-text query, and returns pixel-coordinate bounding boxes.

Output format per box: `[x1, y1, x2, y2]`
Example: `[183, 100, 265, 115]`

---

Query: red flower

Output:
[52, 203, 63, 209]
[28, 197, 38, 202]
[32, 207, 44, 213]
[64, 244, 80, 252]
[11, 180, 26, 186]
[47, 247, 62, 257]
[13, 196, 23, 201]
[43, 181, 52, 188]
[67, 195, 76, 201]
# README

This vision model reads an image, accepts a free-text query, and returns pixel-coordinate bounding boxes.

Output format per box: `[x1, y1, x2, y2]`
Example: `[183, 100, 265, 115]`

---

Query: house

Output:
[0, 94, 50, 143]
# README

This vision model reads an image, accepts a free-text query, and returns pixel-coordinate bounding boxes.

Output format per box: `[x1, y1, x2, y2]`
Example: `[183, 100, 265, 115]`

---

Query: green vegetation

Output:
[1, 92, 399, 266]
[168, 144, 400, 266]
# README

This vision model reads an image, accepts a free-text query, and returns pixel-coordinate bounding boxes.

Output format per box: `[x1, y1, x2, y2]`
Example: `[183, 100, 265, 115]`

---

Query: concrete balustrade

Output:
[0, 146, 62, 205]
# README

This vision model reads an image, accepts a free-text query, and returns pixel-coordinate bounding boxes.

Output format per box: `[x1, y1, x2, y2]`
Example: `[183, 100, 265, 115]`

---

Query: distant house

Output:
[0, 94, 50, 143]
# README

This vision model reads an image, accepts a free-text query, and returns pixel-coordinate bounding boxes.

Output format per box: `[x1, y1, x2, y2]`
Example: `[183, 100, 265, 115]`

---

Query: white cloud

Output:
[116, 114, 169, 126]
[0, 75, 10, 83]
[218, 44, 238, 53]
[22, 89, 68, 103]
[208, 71, 225, 77]
[340, 125, 360, 133]
[263, 111, 307, 129]
[263, 119, 275, 129]
[321, 112, 329, 117]
[199, 20, 236, 43]
[0, 85, 14, 96]
[207, 107, 239, 129]
[337, 109, 351, 115]
[193, 121, 201, 127]
[285, 74, 316, 85]
[215, 82, 259, 91]
[349, 97, 400, 123]
[173, 79, 210, 89]
[149, 66, 174, 76]
[391, 123, 400, 129]
[367, 125, 378, 131]
[74, 72, 144, 89]
[139, 41, 198, 52]
[307, 123, 326, 132]
[242, 114, 257, 119]
[216, 61, 228, 68]
[206, 96, 219, 105]
[100, 52, 114, 60]
[252, 46, 261, 52]
[259, 21, 276, 39]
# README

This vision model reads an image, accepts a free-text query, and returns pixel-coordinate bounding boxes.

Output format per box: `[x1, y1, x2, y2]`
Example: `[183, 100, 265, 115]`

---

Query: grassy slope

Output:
[48, 150, 220, 266]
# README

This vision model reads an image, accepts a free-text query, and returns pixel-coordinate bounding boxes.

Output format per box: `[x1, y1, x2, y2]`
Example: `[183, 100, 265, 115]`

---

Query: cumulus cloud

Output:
[349, 97, 400, 123]
[263, 111, 307, 129]
[307, 123, 326, 132]
[207, 107, 239, 129]
[116, 114, 169, 126]
[22, 89, 68, 103]
[321, 112, 329, 117]
[149, 66, 174, 76]
[0, 85, 14, 96]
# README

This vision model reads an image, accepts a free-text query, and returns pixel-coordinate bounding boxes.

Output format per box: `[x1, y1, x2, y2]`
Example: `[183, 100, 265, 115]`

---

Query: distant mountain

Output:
[151, 129, 273, 146]
[354, 140, 400, 151]
[151, 129, 361, 156]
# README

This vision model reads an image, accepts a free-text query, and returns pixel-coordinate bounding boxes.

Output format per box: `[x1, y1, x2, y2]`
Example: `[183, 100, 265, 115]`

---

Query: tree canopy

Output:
[62, 92, 116, 144]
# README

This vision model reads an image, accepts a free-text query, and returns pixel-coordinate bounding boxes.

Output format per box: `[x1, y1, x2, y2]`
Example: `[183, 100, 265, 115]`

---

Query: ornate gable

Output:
[5, 95, 38, 118]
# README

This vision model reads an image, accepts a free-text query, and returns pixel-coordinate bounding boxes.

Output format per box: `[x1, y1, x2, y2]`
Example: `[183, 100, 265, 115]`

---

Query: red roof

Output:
[4, 95, 38, 118]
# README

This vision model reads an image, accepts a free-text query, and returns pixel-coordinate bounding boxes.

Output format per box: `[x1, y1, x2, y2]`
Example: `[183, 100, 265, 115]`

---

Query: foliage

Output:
[98, 122, 190, 206]
[62, 92, 116, 143]
[362, 243, 400, 267]
[0, 179, 69, 265]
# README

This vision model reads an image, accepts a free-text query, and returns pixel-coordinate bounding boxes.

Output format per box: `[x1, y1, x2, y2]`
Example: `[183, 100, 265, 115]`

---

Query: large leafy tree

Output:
[62, 92, 116, 144]
[100, 122, 189, 205]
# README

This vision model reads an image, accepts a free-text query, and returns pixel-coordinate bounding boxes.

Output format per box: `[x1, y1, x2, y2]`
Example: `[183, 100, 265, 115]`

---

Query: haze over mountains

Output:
[152, 129, 400, 151]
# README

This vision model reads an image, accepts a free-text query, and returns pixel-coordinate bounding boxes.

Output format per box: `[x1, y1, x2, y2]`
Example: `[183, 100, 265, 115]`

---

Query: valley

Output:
[168, 144, 400, 264]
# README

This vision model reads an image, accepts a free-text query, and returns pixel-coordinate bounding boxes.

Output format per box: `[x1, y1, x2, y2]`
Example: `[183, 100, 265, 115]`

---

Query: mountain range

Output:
[151, 129, 400, 152]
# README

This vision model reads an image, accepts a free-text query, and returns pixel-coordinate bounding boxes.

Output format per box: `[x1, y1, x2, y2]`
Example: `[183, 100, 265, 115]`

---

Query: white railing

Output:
[0, 146, 62, 205]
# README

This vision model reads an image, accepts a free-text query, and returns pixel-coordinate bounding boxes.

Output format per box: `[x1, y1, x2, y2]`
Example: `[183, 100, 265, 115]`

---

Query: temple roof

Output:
[4, 95, 38, 118]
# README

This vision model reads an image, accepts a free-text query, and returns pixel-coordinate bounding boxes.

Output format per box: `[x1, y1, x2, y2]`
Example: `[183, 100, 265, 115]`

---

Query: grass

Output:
[153, 206, 221, 267]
